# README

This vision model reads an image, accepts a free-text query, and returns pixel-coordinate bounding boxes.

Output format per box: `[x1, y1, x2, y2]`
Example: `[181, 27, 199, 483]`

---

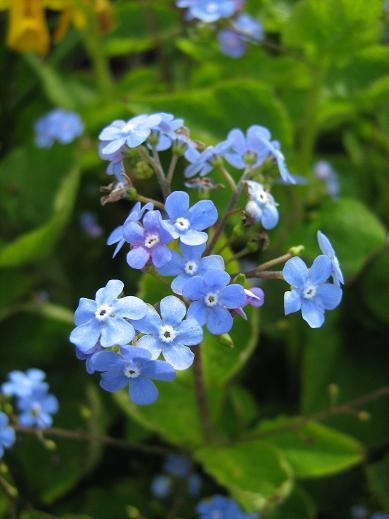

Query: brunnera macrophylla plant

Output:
[69, 111, 344, 407]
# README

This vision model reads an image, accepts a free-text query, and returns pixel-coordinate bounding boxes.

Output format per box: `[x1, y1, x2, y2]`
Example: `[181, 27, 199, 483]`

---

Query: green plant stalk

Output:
[81, 28, 113, 101]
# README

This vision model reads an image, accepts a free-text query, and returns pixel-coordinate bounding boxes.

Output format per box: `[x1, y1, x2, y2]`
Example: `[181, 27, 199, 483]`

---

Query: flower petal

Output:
[160, 295, 186, 325]
[203, 269, 230, 291]
[283, 257, 309, 288]
[129, 377, 158, 405]
[180, 229, 208, 246]
[100, 318, 135, 347]
[136, 335, 162, 359]
[165, 191, 190, 220]
[187, 301, 207, 326]
[114, 296, 148, 320]
[134, 305, 162, 334]
[309, 255, 332, 285]
[163, 344, 194, 370]
[157, 250, 184, 276]
[301, 300, 325, 328]
[207, 306, 233, 335]
[218, 284, 246, 309]
[182, 276, 206, 300]
[74, 298, 96, 325]
[316, 283, 342, 310]
[176, 318, 203, 345]
[100, 373, 128, 392]
[141, 360, 176, 381]
[188, 200, 218, 230]
[69, 320, 101, 352]
[151, 245, 172, 268]
[127, 247, 150, 269]
[96, 279, 124, 305]
[284, 290, 302, 315]
[199, 255, 225, 272]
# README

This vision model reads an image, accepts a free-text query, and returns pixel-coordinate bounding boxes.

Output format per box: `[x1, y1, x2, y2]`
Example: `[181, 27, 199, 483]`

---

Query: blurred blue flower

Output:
[234, 13, 263, 41]
[107, 202, 153, 258]
[225, 125, 295, 183]
[123, 210, 173, 269]
[80, 211, 103, 238]
[188, 473, 202, 497]
[177, 0, 237, 22]
[162, 191, 218, 246]
[183, 269, 246, 334]
[99, 114, 162, 155]
[245, 180, 279, 230]
[317, 230, 344, 285]
[35, 109, 83, 148]
[283, 256, 342, 328]
[0, 412, 15, 458]
[314, 160, 340, 198]
[17, 386, 58, 429]
[151, 474, 172, 498]
[69, 280, 148, 352]
[218, 28, 246, 58]
[91, 347, 176, 406]
[148, 112, 184, 151]
[197, 494, 258, 518]
[98, 142, 124, 182]
[134, 296, 203, 370]
[371, 514, 389, 519]
[185, 141, 230, 178]
[2, 369, 47, 398]
[157, 242, 224, 295]
[219, 14, 263, 58]
[164, 454, 191, 476]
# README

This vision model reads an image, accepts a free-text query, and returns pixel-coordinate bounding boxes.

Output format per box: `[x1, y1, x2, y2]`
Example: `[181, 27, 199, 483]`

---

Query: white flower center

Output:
[204, 292, 218, 307]
[121, 121, 137, 134]
[303, 285, 317, 299]
[174, 217, 190, 232]
[123, 365, 140, 378]
[206, 2, 218, 13]
[184, 260, 198, 275]
[159, 325, 177, 344]
[95, 304, 113, 321]
[144, 233, 160, 248]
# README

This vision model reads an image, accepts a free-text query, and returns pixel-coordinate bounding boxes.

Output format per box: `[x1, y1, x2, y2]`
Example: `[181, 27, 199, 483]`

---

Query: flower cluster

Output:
[0, 368, 58, 452]
[34, 108, 84, 148]
[176, 0, 264, 59]
[197, 494, 258, 518]
[151, 454, 201, 499]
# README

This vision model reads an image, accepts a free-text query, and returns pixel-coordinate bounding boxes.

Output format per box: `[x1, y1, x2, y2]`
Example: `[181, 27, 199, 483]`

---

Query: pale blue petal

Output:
[89, 351, 123, 371]
[301, 300, 324, 328]
[141, 360, 176, 381]
[182, 276, 206, 300]
[74, 298, 96, 325]
[151, 245, 172, 268]
[218, 284, 246, 309]
[187, 301, 207, 326]
[176, 318, 203, 345]
[100, 318, 135, 347]
[126, 128, 150, 148]
[309, 255, 332, 285]
[284, 290, 302, 315]
[129, 377, 158, 405]
[160, 295, 186, 325]
[163, 344, 194, 370]
[136, 335, 162, 359]
[102, 138, 126, 155]
[180, 242, 206, 260]
[261, 204, 279, 230]
[188, 200, 218, 230]
[157, 250, 184, 276]
[100, 373, 128, 392]
[199, 255, 224, 272]
[123, 221, 144, 245]
[127, 247, 150, 269]
[96, 279, 124, 305]
[113, 296, 148, 320]
[316, 283, 342, 310]
[180, 229, 208, 246]
[171, 274, 189, 295]
[165, 191, 190, 220]
[134, 306, 162, 333]
[207, 306, 233, 334]
[282, 257, 309, 288]
[203, 269, 230, 291]
[69, 320, 101, 352]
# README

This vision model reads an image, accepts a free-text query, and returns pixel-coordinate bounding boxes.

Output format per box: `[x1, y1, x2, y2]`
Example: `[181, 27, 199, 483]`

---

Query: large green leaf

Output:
[196, 441, 293, 513]
[254, 417, 364, 478]
[366, 453, 389, 510]
[362, 252, 389, 325]
[284, 0, 382, 66]
[266, 486, 316, 519]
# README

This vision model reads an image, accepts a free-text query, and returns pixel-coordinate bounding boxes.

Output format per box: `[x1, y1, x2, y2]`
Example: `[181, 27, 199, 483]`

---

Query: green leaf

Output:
[366, 453, 389, 509]
[284, 0, 382, 66]
[255, 417, 364, 478]
[266, 486, 316, 519]
[196, 441, 293, 513]
[362, 252, 389, 325]
[0, 163, 80, 268]
[286, 198, 386, 278]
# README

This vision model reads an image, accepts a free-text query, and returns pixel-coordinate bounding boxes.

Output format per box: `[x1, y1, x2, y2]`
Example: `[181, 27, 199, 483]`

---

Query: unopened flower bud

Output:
[218, 334, 234, 348]
[288, 245, 304, 256]
[127, 187, 138, 200]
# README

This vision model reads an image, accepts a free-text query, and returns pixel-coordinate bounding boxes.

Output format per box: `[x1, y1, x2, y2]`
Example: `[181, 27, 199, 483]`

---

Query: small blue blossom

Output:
[233, 13, 263, 42]
[123, 210, 174, 269]
[35, 109, 83, 148]
[151, 475, 172, 498]
[245, 180, 279, 230]
[148, 112, 184, 151]
[134, 296, 203, 370]
[184, 141, 230, 178]
[183, 269, 246, 334]
[314, 160, 340, 198]
[317, 230, 344, 285]
[0, 412, 16, 458]
[98, 142, 124, 182]
[233, 286, 265, 320]
[225, 125, 295, 184]
[91, 346, 176, 406]
[283, 256, 342, 328]
[197, 495, 258, 518]
[218, 29, 246, 58]
[188, 473, 202, 497]
[107, 202, 153, 258]
[69, 280, 148, 353]
[75, 343, 103, 374]
[162, 191, 218, 246]
[219, 14, 263, 58]
[177, 0, 237, 22]
[157, 242, 224, 295]
[17, 386, 58, 429]
[80, 212, 103, 238]
[164, 454, 192, 476]
[2, 369, 47, 398]
[99, 114, 162, 155]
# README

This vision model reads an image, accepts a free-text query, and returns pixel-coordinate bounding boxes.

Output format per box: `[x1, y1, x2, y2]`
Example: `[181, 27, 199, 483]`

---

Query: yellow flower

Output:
[6, 0, 50, 54]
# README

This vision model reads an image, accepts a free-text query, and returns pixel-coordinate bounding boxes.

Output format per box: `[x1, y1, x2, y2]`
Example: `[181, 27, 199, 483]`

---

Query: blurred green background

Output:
[0, 0, 389, 518]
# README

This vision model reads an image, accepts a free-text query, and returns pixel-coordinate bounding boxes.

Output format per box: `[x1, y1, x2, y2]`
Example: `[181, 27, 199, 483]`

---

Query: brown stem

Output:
[192, 348, 213, 443]
[245, 270, 284, 280]
[245, 253, 292, 276]
[136, 194, 165, 211]
[166, 154, 179, 185]
[218, 165, 237, 192]
[13, 425, 169, 455]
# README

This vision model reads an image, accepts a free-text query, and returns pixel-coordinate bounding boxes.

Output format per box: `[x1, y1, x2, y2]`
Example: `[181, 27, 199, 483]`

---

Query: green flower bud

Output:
[218, 333, 234, 348]
[127, 187, 138, 200]
[233, 273, 246, 285]
[288, 245, 304, 256]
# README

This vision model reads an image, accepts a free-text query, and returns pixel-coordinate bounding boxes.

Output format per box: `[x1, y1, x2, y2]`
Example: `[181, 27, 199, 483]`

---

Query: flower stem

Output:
[249, 253, 293, 274]
[245, 270, 284, 280]
[136, 194, 165, 211]
[166, 153, 179, 185]
[218, 164, 237, 192]
[139, 146, 170, 199]
[193, 348, 214, 443]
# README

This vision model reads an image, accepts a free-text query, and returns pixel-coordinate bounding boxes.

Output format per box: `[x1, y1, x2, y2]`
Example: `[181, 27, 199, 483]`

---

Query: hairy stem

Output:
[218, 165, 237, 192]
[166, 154, 179, 185]
[136, 194, 165, 211]
[139, 147, 170, 199]
[246, 253, 293, 276]
[193, 348, 214, 443]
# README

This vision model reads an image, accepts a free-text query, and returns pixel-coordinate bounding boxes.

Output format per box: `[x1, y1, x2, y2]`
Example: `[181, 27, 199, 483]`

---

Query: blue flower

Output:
[69, 280, 148, 353]
[184, 141, 230, 178]
[317, 230, 344, 285]
[233, 286, 265, 320]
[134, 296, 203, 370]
[225, 125, 295, 184]
[35, 109, 83, 148]
[80, 212, 103, 238]
[91, 347, 176, 406]
[162, 191, 218, 246]
[75, 343, 103, 374]
[218, 29, 246, 58]
[245, 181, 279, 230]
[123, 210, 174, 269]
[283, 256, 342, 328]
[164, 454, 191, 477]
[17, 386, 58, 429]
[2, 369, 47, 398]
[371, 514, 389, 519]
[151, 475, 172, 498]
[183, 269, 246, 334]
[158, 242, 224, 295]
[197, 495, 258, 518]
[233, 13, 263, 42]
[98, 142, 124, 182]
[148, 112, 184, 151]
[107, 202, 153, 258]
[0, 412, 15, 458]
[177, 0, 237, 22]
[314, 160, 340, 198]
[99, 114, 162, 155]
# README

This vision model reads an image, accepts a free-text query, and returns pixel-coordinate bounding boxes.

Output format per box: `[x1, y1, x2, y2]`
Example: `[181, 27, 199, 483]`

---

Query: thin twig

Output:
[136, 194, 165, 211]
[166, 153, 179, 185]
[244, 253, 292, 276]
[218, 165, 237, 192]
[245, 270, 284, 280]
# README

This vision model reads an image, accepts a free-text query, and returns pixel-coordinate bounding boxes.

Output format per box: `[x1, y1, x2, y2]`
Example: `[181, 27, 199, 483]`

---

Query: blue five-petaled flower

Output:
[17, 386, 59, 429]
[134, 296, 203, 370]
[183, 269, 246, 334]
[91, 346, 176, 405]
[245, 180, 279, 230]
[2, 369, 48, 398]
[69, 279, 148, 352]
[283, 256, 342, 328]
[162, 191, 218, 246]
